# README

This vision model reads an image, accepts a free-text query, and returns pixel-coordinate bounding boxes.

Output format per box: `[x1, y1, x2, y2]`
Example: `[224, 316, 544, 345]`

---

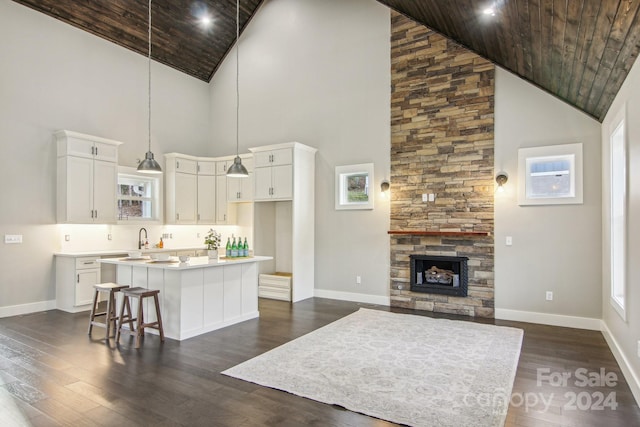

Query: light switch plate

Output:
[428, 193, 435, 202]
[5, 234, 23, 244]
[422, 194, 429, 202]
[506, 236, 513, 246]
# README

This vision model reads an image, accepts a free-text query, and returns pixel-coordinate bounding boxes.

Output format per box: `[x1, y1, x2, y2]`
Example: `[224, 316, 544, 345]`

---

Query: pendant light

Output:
[137, 0, 162, 174]
[227, 0, 249, 178]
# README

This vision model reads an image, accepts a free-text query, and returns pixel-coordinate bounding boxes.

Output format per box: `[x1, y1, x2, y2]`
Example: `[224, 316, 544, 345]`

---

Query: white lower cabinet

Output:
[56, 256, 101, 312]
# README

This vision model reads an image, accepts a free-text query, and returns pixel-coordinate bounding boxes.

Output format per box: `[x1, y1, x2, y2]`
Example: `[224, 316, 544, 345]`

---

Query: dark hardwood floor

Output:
[0, 298, 638, 426]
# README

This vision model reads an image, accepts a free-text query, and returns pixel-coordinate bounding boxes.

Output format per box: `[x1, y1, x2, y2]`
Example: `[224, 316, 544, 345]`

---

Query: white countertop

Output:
[54, 246, 208, 257]
[98, 255, 272, 270]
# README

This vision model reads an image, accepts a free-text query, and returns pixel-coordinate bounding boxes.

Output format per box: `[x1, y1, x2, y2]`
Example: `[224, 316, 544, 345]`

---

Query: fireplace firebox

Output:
[410, 255, 469, 297]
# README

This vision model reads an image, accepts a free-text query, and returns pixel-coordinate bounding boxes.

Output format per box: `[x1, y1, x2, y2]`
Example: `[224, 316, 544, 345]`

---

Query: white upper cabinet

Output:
[56, 130, 122, 224]
[197, 174, 216, 223]
[254, 148, 293, 168]
[165, 154, 198, 224]
[227, 156, 254, 202]
[166, 154, 243, 225]
[251, 146, 293, 201]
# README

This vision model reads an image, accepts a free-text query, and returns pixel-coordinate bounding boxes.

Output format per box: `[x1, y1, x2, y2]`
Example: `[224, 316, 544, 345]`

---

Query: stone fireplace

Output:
[410, 255, 468, 297]
[389, 12, 495, 317]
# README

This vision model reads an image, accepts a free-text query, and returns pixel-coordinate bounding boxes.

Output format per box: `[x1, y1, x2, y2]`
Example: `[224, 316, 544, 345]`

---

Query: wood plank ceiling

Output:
[378, 0, 640, 121]
[11, 0, 640, 121]
[12, 0, 264, 82]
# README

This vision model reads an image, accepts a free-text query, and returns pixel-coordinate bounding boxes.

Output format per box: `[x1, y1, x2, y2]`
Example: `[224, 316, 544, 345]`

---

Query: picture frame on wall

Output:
[517, 142, 583, 206]
[335, 163, 374, 210]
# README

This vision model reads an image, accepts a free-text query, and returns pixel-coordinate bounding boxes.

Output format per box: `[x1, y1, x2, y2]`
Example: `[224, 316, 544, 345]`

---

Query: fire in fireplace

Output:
[410, 255, 469, 297]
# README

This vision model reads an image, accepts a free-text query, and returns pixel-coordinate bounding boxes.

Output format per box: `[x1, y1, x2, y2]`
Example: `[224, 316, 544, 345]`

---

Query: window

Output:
[610, 112, 627, 320]
[335, 163, 374, 210]
[117, 167, 161, 222]
[517, 143, 583, 205]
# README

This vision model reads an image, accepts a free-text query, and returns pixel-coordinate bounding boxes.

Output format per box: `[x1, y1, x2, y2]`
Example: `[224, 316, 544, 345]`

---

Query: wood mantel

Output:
[387, 230, 491, 237]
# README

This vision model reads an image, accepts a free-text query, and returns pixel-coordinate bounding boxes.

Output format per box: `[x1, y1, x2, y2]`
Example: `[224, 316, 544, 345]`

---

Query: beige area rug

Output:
[222, 308, 523, 427]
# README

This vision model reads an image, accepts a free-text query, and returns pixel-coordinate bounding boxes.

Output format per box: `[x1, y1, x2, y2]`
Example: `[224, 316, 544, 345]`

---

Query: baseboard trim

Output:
[314, 289, 390, 306]
[495, 308, 601, 330]
[0, 300, 57, 319]
[600, 321, 640, 406]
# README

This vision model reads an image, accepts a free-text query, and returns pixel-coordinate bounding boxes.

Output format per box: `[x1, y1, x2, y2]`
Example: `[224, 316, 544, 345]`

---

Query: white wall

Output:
[494, 67, 603, 324]
[0, 0, 210, 310]
[601, 54, 640, 398]
[209, 0, 391, 302]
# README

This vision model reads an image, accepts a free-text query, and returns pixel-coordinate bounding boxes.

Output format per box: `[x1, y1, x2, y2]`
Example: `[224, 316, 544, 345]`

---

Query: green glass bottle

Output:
[225, 237, 231, 258]
[231, 237, 238, 257]
[243, 237, 249, 257]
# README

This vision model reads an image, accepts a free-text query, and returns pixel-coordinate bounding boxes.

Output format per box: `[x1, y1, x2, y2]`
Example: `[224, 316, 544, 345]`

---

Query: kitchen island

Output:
[98, 256, 272, 341]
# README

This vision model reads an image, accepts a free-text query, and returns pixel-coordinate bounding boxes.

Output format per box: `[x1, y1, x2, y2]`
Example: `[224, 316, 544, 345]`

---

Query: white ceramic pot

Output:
[208, 249, 218, 260]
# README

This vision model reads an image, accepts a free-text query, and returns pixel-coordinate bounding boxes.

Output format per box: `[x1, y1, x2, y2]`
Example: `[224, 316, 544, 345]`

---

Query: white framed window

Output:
[117, 166, 162, 222]
[609, 107, 627, 320]
[517, 143, 583, 205]
[335, 163, 374, 210]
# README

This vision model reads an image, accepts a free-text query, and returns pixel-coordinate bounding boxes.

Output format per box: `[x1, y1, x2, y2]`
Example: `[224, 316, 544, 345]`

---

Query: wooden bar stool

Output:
[115, 287, 165, 349]
[88, 283, 129, 340]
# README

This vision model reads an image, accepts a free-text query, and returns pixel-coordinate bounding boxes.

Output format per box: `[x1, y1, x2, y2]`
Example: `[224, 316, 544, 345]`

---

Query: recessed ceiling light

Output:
[483, 7, 496, 16]
[200, 15, 213, 27]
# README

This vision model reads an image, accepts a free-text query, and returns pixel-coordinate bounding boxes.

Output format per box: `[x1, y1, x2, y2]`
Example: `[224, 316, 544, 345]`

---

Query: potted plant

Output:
[204, 229, 221, 260]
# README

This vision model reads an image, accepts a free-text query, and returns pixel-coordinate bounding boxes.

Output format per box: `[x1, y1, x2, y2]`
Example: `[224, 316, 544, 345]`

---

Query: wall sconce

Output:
[380, 179, 390, 197]
[495, 172, 508, 193]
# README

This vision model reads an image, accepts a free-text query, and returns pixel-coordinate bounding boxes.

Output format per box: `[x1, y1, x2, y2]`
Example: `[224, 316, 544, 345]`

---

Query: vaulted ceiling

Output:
[11, 0, 640, 121]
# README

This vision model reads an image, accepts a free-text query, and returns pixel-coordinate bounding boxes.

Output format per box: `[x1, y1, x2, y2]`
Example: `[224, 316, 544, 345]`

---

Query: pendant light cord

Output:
[148, 0, 152, 152]
[236, 0, 240, 157]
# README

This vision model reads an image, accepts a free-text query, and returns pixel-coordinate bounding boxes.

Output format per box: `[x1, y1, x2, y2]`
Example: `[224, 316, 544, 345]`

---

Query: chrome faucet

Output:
[138, 227, 148, 249]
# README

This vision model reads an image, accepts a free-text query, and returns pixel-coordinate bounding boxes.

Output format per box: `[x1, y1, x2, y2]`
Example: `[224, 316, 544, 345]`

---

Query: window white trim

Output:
[335, 163, 375, 210]
[117, 166, 163, 224]
[608, 105, 627, 321]
[517, 143, 583, 205]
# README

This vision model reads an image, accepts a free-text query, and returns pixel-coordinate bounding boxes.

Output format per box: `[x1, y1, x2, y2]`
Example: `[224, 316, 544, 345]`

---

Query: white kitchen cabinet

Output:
[56, 130, 122, 223]
[249, 142, 317, 302]
[197, 160, 216, 223]
[55, 255, 102, 312]
[253, 147, 293, 201]
[254, 148, 293, 168]
[227, 157, 254, 202]
[228, 173, 254, 202]
[165, 154, 205, 224]
[197, 174, 216, 223]
[216, 174, 229, 223]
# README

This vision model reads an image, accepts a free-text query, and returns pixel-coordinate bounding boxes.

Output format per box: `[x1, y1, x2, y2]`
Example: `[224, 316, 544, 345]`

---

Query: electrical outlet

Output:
[108, 234, 112, 241]
[546, 291, 553, 301]
[505, 236, 513, 246]
[428, 193, 435, 202]
[197, 233, 200, 238]
[422, 194, 429, 202]
[356, 275, 362, 285]
[169, 233, 173, 239]
[65, 235, 70, 241]
[4, 234, 23, 244]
